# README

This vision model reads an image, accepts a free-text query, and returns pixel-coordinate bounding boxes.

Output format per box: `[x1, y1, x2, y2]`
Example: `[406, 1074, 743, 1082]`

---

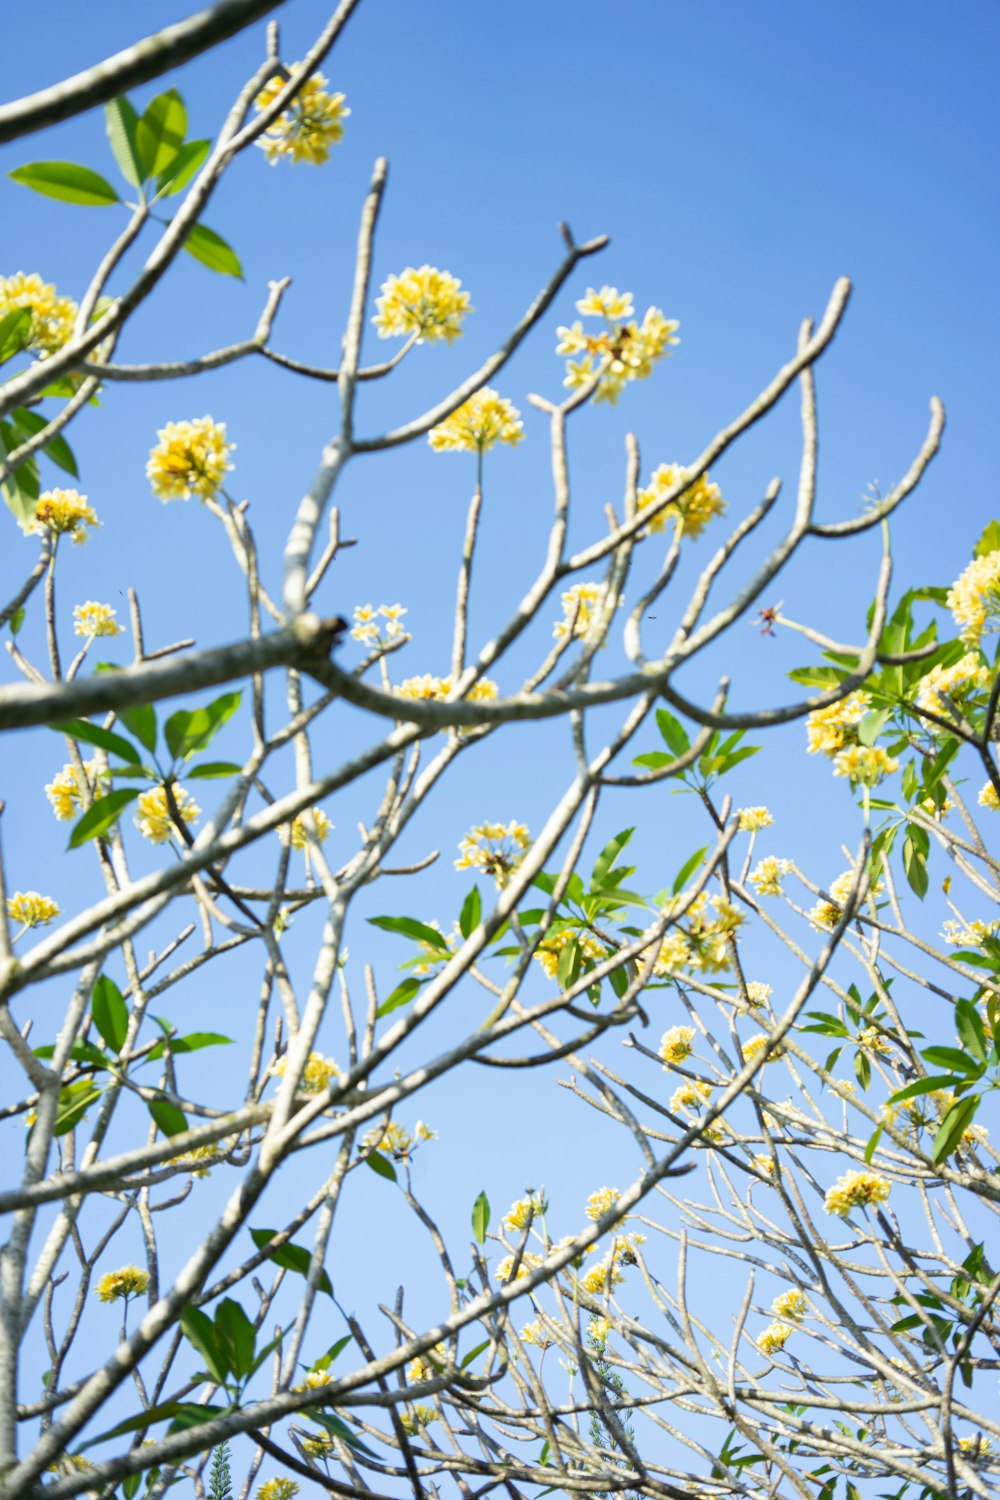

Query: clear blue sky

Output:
[2, 0, 998, 1465]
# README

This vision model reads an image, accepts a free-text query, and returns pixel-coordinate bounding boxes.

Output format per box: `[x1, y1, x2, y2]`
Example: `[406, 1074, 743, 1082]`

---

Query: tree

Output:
[0, 5, 997, 1500]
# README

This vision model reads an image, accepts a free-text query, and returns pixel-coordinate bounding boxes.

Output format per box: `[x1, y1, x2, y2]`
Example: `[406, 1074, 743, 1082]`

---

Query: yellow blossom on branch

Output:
[748, 856, 791, 898]
[977, 781, 1000, 810]
[373, 266, 472, 343]
[0, 271, 77, 354]
[585, 1186, 622, 1221]
[400, 1404, 438, 1434]
[658, 1025, 696, 1067]
[95, 1266, 149, 1303]
[557, 291, 678, 404]
[134, 785, 200, 844]
[832, 744, 899, 787]
[285, 809, 333, 849]
[147, 417, 234, 502]
[73, 601, 124, 638]
[744, 981, 772, 1008]
[535, 926, 608, 982]
[254, 67, 349, 165]
[770, 1289, 806, 1320]
[757, 1321, 793, 1355]
[455, 820, 531, 884]
[503, 1194, 545, 1231]
[737, 806, 773, 831]
[274, 1051, 341, 1095]
[27, 489, 99, 545]
[519, 1319, 552, 1349]
[637, 463, 726, 540]
[579, 1258, 624, 1296]
[915, 652, 990, 715]
[257, 1480, 300, 1500]
[6, 891, 60, 929]
[805, 691, 870, 757]
[823, 1169, 891, 1217]
[495, 1252, 543, 1282]
[670, 1079, 714, 1113]
[45, 760, 103, 821]
[361, 1119, 435, 1161]
[947, 549, 1000, 648]
[428, 388, 523, 454]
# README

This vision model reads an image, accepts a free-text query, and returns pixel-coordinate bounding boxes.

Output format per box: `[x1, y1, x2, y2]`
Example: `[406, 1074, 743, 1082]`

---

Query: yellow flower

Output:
[770, 1289, 806, 1320]
[286, 809, 333, 849]
[169, 1141, 225, 1178]
[805, 692, 870, 757]
[915, 652, 990, 715]
[658, 1025, 696, 1067]
[832, 744, 899, 786]
[95, 1265, 149, 1303]
[407, 1344, 448, 1383]
[637, 463, 725, 539]
[557, 296, 679, 404]
[6, 891, 60, 929]
[947, 549, 1000, 648]
[503, 1194, 544, 1231]
[553, 581, 619, 643]
[535, 926, 608, 982]
[942, 917, 1000, 948]
[373, 266, 472, 344]
[588, 1315, 611, 1344]
[428, 387, 523, 453]
[748, 856, 791, 898]
[757, 1321, 793, 1355]
[737, 806, 773, 831]
[670, 1079, 714, 1113]
[455, 820, 531, 884]
[398, 672, 449, 701]
[134, 785, 200, 844]
[254, 67, 349, 165]
[610, 1232, 645, 1267]
[257, 1480, 301, 1500]
[858, 1025, 892, 1055]
[400, 1404, 438, 1434]
[45, 760, 104, 821]
[0, 271, 77, 354]
[362, 1120, 434, 1161]
[744, 982, 772, 1009]
[275, 1051, 341, 1095]
[585, 1186, 622, 1221]
[495, 1252, 543, 1282]
[520, 1319, 551, 1349]
[73, 601, 124, 638]
[579, 1259, 624, 1296]
[576, 286, 635, 320]
[957, 1435, 993, 1459]
[27, 489, 98, 544]
[352, 602, 409, 645]
[752, 1154, 777, 1178]
[823, 1169, 891, 1217]
[147, 416, 234, 502]
[301, 1433, 336, 1459]
[977, 780, 1000, 810]
[742, 1033, 784, 1066]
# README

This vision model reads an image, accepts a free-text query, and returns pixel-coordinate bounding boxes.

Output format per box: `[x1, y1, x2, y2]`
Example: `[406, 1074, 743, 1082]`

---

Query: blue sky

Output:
[2, 0, 999, 1469]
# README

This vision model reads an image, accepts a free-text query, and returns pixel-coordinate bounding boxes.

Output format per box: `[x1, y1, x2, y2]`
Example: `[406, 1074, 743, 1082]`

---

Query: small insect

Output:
[756, 600, 784, 638]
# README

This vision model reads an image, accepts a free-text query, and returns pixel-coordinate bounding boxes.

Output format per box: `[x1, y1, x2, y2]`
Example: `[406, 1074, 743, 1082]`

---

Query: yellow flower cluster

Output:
[495, 1251, 544, 1282]
[748, 856, 791, 898]
[553, 581, 618, 643]
[670, 1079, 714, 1113]
[805, 691, 870, 757]
[752, 1153, 777, 1178]
[503, 1194, 545, 1231]
[396, 673, 498, 706]
[257, 1479, 300, 1500]
[147, 416, 234, 502]
[519, 1319, 552, 1349]
[636, 464, 726, 540]
[95, 1265, 149, 1303]
[45, 760, 103, 821]
[770, 1289, 806, 1320]
[300, 1432, 336, 1459]
[6, 891, 60, 929]
[742, 1033, 784, 1066]
[808, 869, 876, 930]
[286, 809, 333, 849]
[557, 286, 679, 404]
[455, 820, 531, 884]
[589, 1315, 611, 1344]
[428, 387, 523, 454]
[535, 926, 607, 981]
[351, 602, 407, 645]
[823, 1169, 891, 1217]
[373, 266, 472, 344]
[648, 892, 744, 976]
[915, 652, 990, 715]
[757, 1321, 792, 1356]
[406, 1344, 448, 1384]
[362, 1119, 436, 1161]
[977, 781, 1000, 810]
[585, 1186, 622, 1221]
[254, 67, 349, 165]
[658, 1025, 696, 1067]
[737, 806, 773, 832]
[400, 1404, 438, 1434]
[947, 549, 1000, 648]
[0, 271, 77, 354]
[135, 785, 200, 844]
[274, 1051, 341, 1095]
[73, 601, 123, 638]
[27, 489, 99, 544]
[942, 917, 1000, 948]
[169, 1141, 225, 1178]
[832, 744, 899, 787]
[857, 1024, 892, 1056]
[745, 981, 772, 1008]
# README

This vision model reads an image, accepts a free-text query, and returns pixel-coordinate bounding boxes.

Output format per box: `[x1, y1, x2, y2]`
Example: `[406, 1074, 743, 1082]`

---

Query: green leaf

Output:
[182, 223, 243, 279]
[889, 1074, 963, 1103]
[250, 1229, 333, 1297]
[461, 1339, 491, 1368]
[787, 664, 848, 689]
[591, 827, 634, 889]
[186, 761, 241, 779]
[920, 1045, 982, 1077]
[9, 161, 120, 206]
[0, 307, 32, 364]
[368, 915, 451, 949]
[902, 832, 928, 900]
[213, 1299, 256, 1382]
[80, 1399, 229, 1450]
[180, 1307, 229, 1385]
[53, 1080, 103, 1136]
[155, 138, 210, 197]
[631, 750, 671, 771]
[656, 707, 690, 757]
[459, 884, 482, 939]
[8, 407, 79, 477]
[146, 1032, 233, 1060]
[376, 977, 422, 1018]
[857, 708, 891, 748]
[9, 606, 25, 636]
[673, 845, 707, 895]
[50, 718, 142, 763]
[164, 692, 241, 762]
[104, 97, 145, 186]
[304, 1407, 377, 1458]
[0, 420, 40, 529]
[974, 520, 1000, 559]
[471, 1189, 490, 1245]
[932, 1096, 980, 1162]
[120, 704, 157, 753]
[148, 1097, 188, 1137]
[864, 1121, 884, 1164]
[365, 1150, 397, 1182]
[91, 974, 129, 1052]
[310, 1334, 353, 1373]
[136, 90, 188, 178]
[954, 998, 988, 1064]
[68, 788, 140, 848]
[556, 937, 581, 989]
